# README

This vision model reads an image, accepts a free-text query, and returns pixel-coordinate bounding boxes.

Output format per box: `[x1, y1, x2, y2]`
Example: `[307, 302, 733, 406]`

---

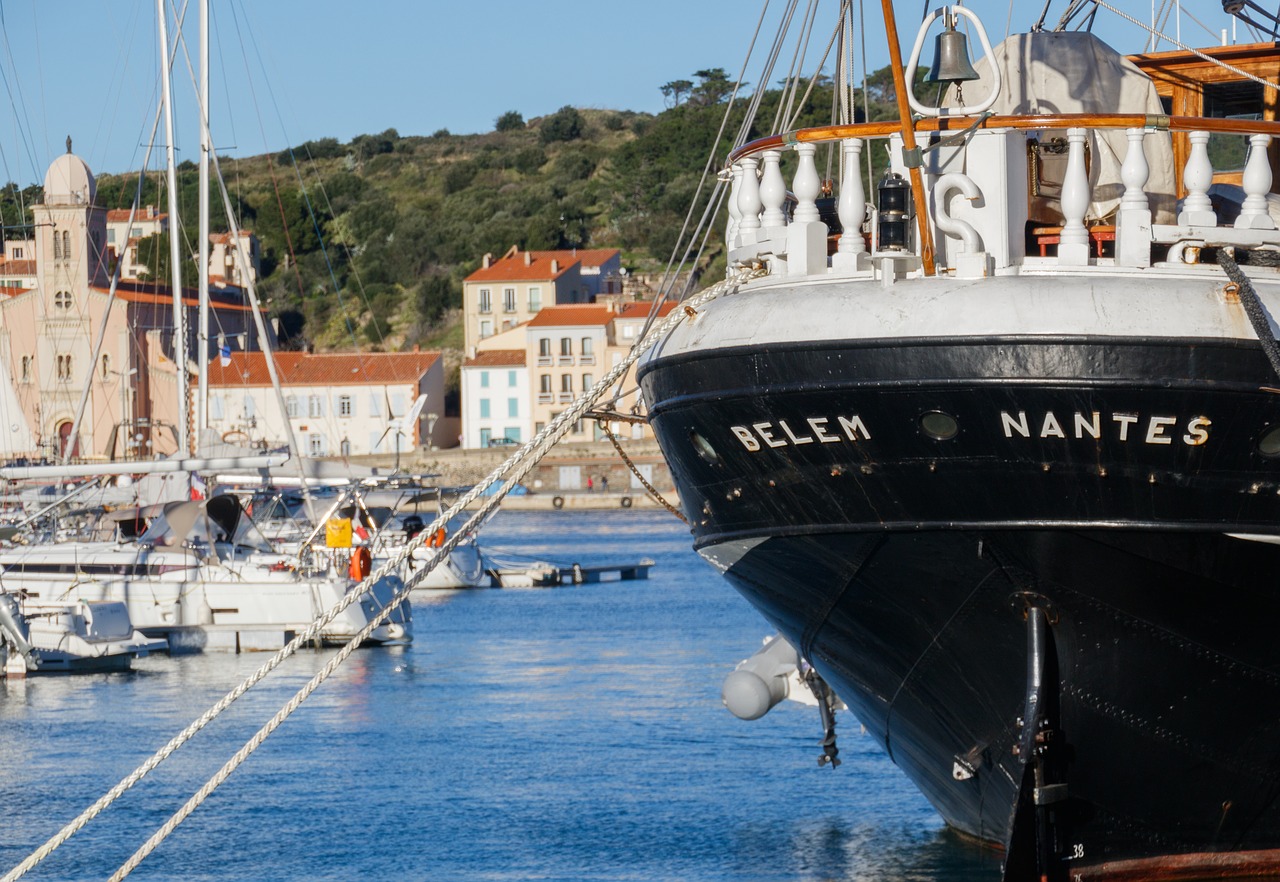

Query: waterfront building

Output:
[460, 349, 529, 448]
[0, 150, 264, 459]
[203, 350, 450, 456]
[462, 246, 621, 352]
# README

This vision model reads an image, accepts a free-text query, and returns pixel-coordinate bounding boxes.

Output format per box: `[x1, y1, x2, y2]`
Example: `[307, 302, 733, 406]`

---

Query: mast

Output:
[158, 0, 189, 452]
[197, 0, 210, 440]
[880, 0, 936, 276]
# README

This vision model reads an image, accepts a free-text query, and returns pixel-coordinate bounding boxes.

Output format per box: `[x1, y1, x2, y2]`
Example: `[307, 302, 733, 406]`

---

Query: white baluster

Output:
[792, 143, 821, 223]
[726, 163, 744, 248]
[1179, 131, 1217, 227]
[1236, 134, 1276, 230]
[759, 149, 787, 236]
[1058, 128, 1091, 266]
[1116, 127, 1152, 267]
[736, 157, 762, 244]
[832, 138, 867, 270]
[786, 142, 829, 276]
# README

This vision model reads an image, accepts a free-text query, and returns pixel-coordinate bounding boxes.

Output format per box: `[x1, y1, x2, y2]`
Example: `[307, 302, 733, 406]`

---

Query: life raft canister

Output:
[349, 546, 373, 581]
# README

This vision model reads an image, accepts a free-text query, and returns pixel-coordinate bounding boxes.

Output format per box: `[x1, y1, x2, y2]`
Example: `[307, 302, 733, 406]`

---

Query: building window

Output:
[368, 393, 381, 418]
[20, 355, 29, 383]
[479, 428, 491, 447]
[560, 374, 573, 393]
[479, 399, 491, 419]
[106, 230, 115, 246]
[338, 395, 353, 417]
[479, 320, 492, 338]
[502, 287, 516, 313]
[211, 395, 224, 420]
[243, 395, 256, 418]
[286, 395, 300, 418]
[478, 288, 492, 313]
[560, 337, 572, 357]
[308, 434, 325, 456]
[56, 354, 71, 381]
[508, 398, 519, 417]
[623, 324, 636, 339]
[308, 395, 323, 418]
[581, 337, 593, 356]
[340, 438, 351, 457]
[101, 354, 111, 380]
[540, 374, 551, 393]
[62, 231, 70, 259]
[528, 286, 542, 312]
[480, 371, 489, 389]
[582, 373, 594, 391]
[507, 370, 517, 386]
[53, 233, 61, 260]
[535, 421, 546, 433]
[10, 246, 21, 259]
[54, 290, 72, 310]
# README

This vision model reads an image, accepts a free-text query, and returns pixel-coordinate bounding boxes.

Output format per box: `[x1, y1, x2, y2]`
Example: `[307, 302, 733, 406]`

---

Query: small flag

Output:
[190, 473, 208, 501]
[219, 343, 231, 367]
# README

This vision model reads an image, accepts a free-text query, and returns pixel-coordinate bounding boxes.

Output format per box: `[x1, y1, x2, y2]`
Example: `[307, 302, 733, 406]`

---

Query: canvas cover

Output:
[946, 30, 1177, 223]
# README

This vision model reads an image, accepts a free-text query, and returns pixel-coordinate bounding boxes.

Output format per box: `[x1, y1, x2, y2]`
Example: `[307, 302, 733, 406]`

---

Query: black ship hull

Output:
[640, 334, 1280, 879]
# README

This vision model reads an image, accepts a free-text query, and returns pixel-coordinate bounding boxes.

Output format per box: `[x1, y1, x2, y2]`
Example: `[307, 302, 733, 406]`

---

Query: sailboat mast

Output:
[197, 0, 210, 440]
[158, 0, 189, 453]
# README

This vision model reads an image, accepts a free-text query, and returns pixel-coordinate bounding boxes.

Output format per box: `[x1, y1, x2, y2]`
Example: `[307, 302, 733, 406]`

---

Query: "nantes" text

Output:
[1000, 411, 1211, 446]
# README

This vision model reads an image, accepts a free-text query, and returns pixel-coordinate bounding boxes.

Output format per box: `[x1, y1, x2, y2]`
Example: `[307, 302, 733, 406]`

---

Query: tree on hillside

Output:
[691, 68, 735, 105]
[132, 232, 200, 289]
[660, 79, 693, 108]
[495, 110, 525, 132]
[540, 106, 584, 144]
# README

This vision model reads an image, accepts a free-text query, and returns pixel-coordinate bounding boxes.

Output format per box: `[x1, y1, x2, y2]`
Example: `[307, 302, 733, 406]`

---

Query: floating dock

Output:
[487, 559, 655, 588]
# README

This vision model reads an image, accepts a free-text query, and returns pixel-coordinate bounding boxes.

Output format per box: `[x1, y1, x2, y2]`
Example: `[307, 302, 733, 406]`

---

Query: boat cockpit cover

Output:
[139, 494, 273, 557]
[945, 30, 1177, 223]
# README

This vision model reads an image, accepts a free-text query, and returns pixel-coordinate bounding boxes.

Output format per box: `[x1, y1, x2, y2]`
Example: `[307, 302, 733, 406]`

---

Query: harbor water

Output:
[1, 510, 999, 881]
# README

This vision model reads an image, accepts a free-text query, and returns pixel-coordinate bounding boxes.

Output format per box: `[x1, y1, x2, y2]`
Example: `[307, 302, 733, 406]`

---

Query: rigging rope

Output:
[3, 267, 759, 882]
[1090, 0, 1280, 92]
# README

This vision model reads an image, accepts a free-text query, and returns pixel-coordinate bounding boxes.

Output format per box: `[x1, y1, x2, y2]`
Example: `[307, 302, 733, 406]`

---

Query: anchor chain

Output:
[599, 419, 689, 525]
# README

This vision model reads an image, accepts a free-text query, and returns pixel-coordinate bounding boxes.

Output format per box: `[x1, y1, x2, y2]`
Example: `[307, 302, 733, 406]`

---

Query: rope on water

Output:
[1216, 249, 1280, 381]
[4, 267, 758, 882]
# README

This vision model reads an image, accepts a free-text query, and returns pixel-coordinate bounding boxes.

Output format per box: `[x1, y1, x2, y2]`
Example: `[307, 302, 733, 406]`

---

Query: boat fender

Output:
[620, 496, 632, 508]
[722, 635, 800, 720]
[428, 528, 446, 548]
[552, 496, 565, 509]
[348, 546, 372, 582]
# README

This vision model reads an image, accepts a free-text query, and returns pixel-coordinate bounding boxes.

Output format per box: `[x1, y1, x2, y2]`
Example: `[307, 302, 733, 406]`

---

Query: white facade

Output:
[460, 352, 529, 449]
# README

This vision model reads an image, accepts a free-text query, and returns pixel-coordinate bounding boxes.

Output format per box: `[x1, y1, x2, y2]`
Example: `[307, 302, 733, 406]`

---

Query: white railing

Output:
[724, 119, 1280, 279]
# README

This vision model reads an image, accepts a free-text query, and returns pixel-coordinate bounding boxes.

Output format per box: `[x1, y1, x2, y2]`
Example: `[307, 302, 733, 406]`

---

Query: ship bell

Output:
[925, 11, 980, 84]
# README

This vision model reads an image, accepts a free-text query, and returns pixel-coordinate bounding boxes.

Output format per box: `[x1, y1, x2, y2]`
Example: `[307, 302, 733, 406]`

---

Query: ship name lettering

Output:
[731, 415, 871, 452]
[1000, 410, 1212, 446]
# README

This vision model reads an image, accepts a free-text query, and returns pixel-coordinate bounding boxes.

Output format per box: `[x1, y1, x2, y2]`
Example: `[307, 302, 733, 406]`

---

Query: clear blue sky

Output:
[0, 0, 1254, 184]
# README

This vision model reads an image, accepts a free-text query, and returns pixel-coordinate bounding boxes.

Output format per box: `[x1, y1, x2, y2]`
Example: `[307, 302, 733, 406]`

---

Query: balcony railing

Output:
[536, 356, 553, 366]
[557, 356, 573, 366]
[579, 355, 596, 366]
[538, 393, 553, 404]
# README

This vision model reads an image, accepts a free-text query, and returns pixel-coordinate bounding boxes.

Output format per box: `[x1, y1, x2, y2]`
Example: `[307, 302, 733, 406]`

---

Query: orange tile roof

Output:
[533, 248, 617, 268]
[616, 301, 678, 320]
[463, 349, 526, 368]
[527, 305, 614, 328]
[207, 351, 440, 388]
[106, 208, 167, 223]
[0, 260, 37, 276]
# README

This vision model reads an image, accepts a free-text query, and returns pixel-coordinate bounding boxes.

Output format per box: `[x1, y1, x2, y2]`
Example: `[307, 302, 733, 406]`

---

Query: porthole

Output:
[920, 410, 959, 441]
[690, 429, 719, 463]
[1259, 424, 1280, 457]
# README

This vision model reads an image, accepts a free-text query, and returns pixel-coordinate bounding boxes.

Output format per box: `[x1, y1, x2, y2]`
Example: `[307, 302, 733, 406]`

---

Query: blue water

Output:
[0, 511, 999, 881]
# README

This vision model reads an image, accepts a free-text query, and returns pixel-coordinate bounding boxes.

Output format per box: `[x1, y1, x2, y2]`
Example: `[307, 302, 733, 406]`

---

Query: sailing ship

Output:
[637, 3, 1280, 879]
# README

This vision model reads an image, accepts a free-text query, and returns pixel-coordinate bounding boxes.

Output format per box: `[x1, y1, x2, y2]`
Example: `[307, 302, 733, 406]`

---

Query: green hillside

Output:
[12, 68, 909, 355]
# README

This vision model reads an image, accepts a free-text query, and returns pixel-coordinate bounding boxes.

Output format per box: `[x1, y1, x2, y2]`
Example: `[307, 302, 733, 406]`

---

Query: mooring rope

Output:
[3, 267, 757, 882]
[1216, 249, 1280, 380]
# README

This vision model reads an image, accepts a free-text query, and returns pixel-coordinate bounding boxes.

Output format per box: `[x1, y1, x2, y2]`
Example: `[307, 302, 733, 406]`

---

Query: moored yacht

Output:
[0, 494, 410, 652]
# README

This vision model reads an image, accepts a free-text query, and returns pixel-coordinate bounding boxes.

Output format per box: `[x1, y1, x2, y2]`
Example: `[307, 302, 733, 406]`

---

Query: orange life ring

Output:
[428, 528, 446, 548]
[349, 546, 372, 581]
